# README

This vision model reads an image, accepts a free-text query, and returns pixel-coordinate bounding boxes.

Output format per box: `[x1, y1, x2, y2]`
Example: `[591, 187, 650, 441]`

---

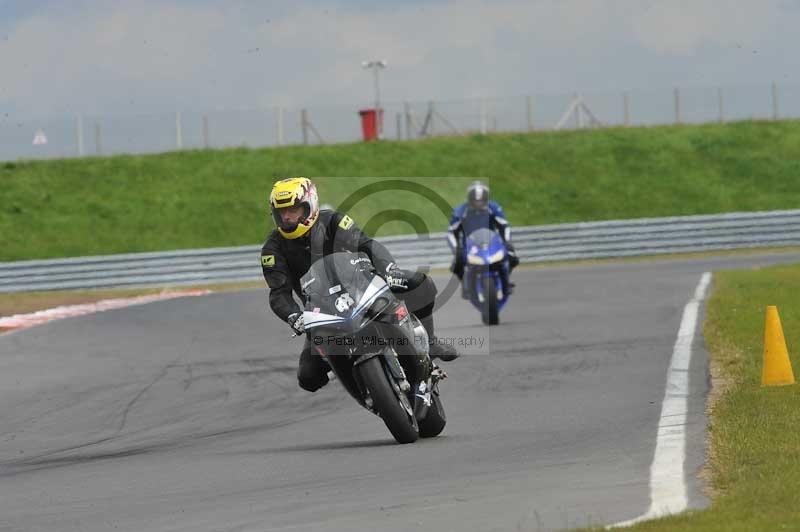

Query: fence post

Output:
[175, 111, 183, 149]
[623, 91, 630, 126]
[772, 82, 779, 120]
[94, 122, 102, 156]
[301, 109, 309, 145]
[673, 87, 681, 124]
[717, 88, 724, 123]
[277, 107, 284, 146]
[76, 114, 84, 156]
[526, 95, 533, 131]
[480, 100, 487, 134]
[396, 113, 402, 140]
[203, 115, 210, 148]
[404, 101, 411, 140]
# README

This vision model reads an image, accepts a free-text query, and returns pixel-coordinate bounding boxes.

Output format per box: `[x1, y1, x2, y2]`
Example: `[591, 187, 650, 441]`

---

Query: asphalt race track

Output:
[2, 252, 799, 532]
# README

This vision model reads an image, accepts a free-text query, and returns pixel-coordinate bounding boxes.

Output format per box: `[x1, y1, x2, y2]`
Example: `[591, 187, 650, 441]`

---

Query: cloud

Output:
[257, 0, 621, 103]
[0, 2, 233, 115]
[628, 0, 774, 54]
[0, 0, 796, 119]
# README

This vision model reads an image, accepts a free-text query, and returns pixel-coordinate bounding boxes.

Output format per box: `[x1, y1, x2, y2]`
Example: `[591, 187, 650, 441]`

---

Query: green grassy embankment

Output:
[2, 119, 800, 262]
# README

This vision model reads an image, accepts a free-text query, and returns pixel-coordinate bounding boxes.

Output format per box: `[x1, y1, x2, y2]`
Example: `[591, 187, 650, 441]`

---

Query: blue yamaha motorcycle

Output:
[462, 228, 511, 325]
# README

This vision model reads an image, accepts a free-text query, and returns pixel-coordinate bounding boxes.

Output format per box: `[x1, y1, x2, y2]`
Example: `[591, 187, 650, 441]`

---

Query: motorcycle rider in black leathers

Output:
[261, 177, 459, 393]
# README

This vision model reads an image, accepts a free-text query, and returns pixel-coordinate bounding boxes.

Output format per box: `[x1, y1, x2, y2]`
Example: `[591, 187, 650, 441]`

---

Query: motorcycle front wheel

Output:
[358, 356, 419, 444]
[481, 274, 499, 325]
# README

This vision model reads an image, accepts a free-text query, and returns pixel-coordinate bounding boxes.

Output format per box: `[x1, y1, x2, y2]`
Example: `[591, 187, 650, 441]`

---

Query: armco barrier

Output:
[2, 209, 800, 292]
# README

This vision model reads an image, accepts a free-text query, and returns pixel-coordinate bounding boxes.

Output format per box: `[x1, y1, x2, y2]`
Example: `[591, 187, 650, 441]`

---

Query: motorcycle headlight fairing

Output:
[487, 249, 506, 264]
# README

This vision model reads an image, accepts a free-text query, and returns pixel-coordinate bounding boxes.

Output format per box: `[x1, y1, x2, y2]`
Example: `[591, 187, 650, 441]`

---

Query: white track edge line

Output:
[609, 271, 712, 528]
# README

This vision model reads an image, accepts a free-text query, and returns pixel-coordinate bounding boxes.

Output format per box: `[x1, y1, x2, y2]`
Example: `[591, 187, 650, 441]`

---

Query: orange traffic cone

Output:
[762, 306, 795, 386]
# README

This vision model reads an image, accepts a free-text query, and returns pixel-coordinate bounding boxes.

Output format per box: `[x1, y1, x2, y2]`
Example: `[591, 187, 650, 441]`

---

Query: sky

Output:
[0, 0, 798, 119]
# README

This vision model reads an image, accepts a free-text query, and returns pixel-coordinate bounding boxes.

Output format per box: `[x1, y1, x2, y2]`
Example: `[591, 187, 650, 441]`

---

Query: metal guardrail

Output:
[2, 209, 800, 292]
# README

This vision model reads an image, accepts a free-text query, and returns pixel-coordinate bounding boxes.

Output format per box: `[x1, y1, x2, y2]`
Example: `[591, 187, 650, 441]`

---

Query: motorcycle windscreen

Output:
[467, 228, 503, 250]
[300, 252, 391, 326]
[460, 209, 492, 236]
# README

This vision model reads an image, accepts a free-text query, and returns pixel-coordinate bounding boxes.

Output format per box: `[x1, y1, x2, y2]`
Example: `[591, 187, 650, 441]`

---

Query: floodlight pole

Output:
[372, 64, 381, 112]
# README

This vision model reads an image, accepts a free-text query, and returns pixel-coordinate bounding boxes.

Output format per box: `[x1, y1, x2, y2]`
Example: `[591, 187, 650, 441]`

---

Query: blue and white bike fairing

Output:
[462, 228, 510, 324]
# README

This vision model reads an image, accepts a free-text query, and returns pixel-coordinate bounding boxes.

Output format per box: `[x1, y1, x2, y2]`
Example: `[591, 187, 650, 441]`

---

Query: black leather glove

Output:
[506, 242, 519, 269]
[287, 312, 305, 335]
[384, 264, 409, 290]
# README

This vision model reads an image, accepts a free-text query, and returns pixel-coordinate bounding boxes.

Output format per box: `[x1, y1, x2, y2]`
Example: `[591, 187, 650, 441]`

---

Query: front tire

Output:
[481, 274, 499, 325]
[358, 357, 419, 444]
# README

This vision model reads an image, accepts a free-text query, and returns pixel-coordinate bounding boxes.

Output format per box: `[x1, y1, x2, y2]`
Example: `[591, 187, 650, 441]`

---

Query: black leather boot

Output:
[420, 314, 459, 361]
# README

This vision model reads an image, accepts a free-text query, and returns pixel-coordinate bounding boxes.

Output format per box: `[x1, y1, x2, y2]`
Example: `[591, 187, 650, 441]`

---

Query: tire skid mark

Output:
[118, 357, 178, 433]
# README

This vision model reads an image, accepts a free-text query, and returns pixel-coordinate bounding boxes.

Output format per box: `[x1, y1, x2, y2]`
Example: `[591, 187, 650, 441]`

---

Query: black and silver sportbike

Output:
[299, 252, 447, 444]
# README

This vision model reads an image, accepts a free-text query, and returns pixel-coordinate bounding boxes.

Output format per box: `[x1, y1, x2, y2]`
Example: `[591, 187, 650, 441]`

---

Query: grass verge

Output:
[0, 281, 262, 319]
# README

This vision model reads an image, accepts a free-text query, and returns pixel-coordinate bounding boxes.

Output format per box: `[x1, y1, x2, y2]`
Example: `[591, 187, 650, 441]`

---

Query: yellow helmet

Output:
[269, 177, 320, 239]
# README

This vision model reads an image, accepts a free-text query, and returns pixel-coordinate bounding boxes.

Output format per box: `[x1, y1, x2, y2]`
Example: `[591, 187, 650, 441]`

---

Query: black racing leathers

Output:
[261, 210, 396, 322]
[260, 210, 440, 392]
